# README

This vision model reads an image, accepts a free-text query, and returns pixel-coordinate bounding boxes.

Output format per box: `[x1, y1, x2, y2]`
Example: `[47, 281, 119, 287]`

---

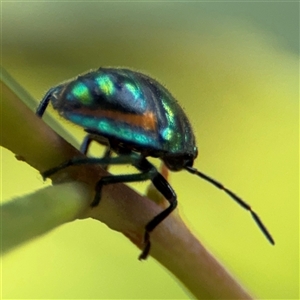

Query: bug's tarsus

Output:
[139, 232, 151, 260]
[185, 166, 275, 245]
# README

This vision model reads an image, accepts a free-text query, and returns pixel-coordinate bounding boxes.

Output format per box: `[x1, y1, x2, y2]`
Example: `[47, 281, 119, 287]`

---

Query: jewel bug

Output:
[36, 67, 275, 260]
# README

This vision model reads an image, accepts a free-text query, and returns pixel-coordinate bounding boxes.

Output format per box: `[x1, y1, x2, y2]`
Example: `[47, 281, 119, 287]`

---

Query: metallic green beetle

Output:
[36, 67, 274, 259]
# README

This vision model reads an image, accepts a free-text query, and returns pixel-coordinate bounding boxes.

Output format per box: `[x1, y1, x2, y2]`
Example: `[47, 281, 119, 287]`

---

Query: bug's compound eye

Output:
[194, 147, 198, 159]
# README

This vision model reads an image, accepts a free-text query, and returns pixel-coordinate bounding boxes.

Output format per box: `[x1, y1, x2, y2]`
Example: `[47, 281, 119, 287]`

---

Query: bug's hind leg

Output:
[36, 87, 57, 117]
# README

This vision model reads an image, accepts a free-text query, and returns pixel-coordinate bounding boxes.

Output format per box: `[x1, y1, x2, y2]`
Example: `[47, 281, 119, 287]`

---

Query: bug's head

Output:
[163, 147, 198, 171]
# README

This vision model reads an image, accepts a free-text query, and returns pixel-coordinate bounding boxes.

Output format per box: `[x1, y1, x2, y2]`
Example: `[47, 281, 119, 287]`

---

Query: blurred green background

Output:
[1, 1, 299, 299]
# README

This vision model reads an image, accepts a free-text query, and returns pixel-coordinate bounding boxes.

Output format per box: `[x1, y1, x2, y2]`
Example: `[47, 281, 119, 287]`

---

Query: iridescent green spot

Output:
[161, 101, 175, 141]
[162, 128, 173, 141]
[161, 98, 183, 151]
[125, 83, 140, 100]
[162, 99, 175, 133]
[72, 82, 92, 105]
[162, 99, 175, 120]
[96, 75, 114, 96]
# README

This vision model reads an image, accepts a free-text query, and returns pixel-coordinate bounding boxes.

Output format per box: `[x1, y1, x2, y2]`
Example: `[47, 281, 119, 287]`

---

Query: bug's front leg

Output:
[139, 172, 177, 260]
[134, 158, 178, 260]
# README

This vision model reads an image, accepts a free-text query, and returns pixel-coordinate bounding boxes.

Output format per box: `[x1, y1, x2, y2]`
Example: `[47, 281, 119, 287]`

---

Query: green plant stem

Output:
[1, 183, 89, 254]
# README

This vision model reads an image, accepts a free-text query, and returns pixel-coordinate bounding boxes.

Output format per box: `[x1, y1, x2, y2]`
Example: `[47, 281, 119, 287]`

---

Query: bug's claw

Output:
[139, 241, 151, 261]
[138, 231, 151, 260]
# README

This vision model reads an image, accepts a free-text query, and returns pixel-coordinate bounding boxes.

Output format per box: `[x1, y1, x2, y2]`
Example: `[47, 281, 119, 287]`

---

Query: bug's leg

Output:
[80, 133, 109, 155]
[91, 169, 156, 207]
[36, 87, 57, 117]
[42, 153, 141, 179]
[139, 172, 177, 260]
[80, 135, 94, 155]
[101, 148, 112, 171]
[90, 158, 166, 259]
[80, 134, 112, 171]
[132, 158, 178, 260]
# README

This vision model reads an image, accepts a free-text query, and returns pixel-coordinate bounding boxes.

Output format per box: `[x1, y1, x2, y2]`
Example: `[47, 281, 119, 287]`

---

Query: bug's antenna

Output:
[185, 166, 275, 245]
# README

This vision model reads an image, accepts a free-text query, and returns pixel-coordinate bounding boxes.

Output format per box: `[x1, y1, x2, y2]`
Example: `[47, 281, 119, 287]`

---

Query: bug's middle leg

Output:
[80, 133, 112, 171]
